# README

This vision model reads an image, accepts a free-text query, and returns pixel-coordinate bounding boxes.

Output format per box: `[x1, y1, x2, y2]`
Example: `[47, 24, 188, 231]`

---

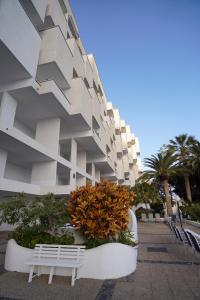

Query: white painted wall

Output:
[35, 118, 60, 154]
[0, 92, 17, 128]
[14, 119, 35, 139]
[77, 151, 86, 171]
[31, 161, 57, 186]
[0, 149, 7, 178]
[4, 162, 31, 184]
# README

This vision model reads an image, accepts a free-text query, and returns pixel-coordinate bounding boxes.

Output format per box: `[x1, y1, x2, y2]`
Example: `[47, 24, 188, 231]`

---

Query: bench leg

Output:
[71, 268, 76, 286]
[28, 265, 34, 283]
[37, 266, 41, 277]
[48, 266, 55, 284]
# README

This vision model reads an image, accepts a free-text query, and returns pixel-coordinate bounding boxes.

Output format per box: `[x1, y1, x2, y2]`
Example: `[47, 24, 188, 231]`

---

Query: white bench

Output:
[26, 244, 85, 286]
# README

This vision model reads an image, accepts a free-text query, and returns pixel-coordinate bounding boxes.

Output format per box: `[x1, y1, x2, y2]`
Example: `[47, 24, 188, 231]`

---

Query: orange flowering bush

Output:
[68, 181, 135, 240]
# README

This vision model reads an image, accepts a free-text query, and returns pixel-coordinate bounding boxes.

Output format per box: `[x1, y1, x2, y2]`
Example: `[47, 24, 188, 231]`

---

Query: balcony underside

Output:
[10, 83, 71, 131]
[93, 161, 114, 174]
[0, 129, 53, 168]
[74, 135, 105, 157]
[0, 42, 31, 85]
[37, 62, 70, 90]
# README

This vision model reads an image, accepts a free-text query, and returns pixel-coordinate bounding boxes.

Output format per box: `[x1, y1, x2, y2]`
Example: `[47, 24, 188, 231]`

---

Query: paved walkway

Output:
[0, 223, 200, 300]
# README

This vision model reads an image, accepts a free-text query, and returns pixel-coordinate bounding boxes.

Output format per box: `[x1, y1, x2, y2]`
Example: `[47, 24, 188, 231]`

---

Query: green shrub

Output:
[0, 193, 74, 248]
[135, 207, 150, 219]
[181, 203, 200, 222]
[117, 230, 137, 247]
[85, 230, 137, 249]
[85, 238, 109, 249]
[9, 226, 74, 249]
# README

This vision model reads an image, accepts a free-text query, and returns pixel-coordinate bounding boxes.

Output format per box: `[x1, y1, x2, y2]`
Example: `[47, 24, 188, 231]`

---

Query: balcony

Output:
[121, 132, 128, 150]
[19, 0, 47, 28]
[115, 135, 123, 153]
[65, 77, 92, 128]
[122, 154, 130, 173]
[37, 26, 73, 90]
[67, 38, 85, 78]
[89, 88, 101, 127]
[87, 154, 115, 175]
[0, 0, 40, 86]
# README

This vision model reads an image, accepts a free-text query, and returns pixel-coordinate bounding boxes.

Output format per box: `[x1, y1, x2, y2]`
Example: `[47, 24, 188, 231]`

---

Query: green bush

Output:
[85, 238, 109, 249]
[85, 230, 137, 249]
[181, 203, 200, 222]
[9, 226, 74, 249]
[0, 193, 74, 248]
[117, 230, 137, 247]
[135, 207, 150, 219]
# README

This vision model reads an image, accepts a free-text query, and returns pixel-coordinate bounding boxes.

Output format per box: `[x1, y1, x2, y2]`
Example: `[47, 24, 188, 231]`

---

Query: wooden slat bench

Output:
[26, 244, 85, 286]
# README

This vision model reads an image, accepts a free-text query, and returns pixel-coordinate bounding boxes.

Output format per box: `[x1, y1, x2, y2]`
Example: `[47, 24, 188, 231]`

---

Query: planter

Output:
[184, 219, 200, 228]
[5, 239, 138, 279]
[5, 210, 138, 279]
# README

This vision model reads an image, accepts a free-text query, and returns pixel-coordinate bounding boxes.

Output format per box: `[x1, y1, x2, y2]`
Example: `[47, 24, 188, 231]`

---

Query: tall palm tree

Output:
[168, 134, 196, 202]
[190, 141, 200, 175]
[139, 152, 179, 216]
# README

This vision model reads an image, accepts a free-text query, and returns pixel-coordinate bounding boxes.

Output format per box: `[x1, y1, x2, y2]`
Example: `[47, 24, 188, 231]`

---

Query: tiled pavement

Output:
[0, 223, 200, 300]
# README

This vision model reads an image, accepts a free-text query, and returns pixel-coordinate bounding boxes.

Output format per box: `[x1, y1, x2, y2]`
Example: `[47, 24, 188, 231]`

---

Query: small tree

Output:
[0, 194, 73, 248]
[131, 182, 162, 209]
[0, 193, 70, 233]
[68, 181, 134, 240]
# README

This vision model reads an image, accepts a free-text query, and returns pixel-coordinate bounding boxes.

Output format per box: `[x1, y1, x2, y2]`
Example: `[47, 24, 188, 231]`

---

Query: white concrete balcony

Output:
[19, 0, 47, 27]
[9, 81, 71, 139]
[116, 159, 124, 180]
[65, 77, 92, 128]
[89, 88, 101, 127]
[0, 0, 41, 85]
[0, 178, 40, 195]
[101, 172, 117, 182]
[87, 155, 115, 176]
[115, 135, 123, 153]
[84, 56, 93, 87]
[67, 38, 85, 77]
[41, 0, 68, 38]
[121, 133, 128, 150]
[37, 26, 73, 90]
[123, 154, 130, 173]
[40, 185, 71, 195]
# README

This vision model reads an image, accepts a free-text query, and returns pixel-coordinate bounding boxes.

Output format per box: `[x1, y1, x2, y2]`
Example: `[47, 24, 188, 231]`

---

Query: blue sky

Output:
[71, 0, 200, 165]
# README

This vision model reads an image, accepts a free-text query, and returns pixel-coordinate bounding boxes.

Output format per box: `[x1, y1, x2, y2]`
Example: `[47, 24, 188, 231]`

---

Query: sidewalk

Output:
[0, 223, 200, 300]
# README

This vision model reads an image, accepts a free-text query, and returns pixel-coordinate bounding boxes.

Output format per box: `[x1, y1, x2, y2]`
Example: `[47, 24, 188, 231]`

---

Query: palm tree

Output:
[131, 182, 162, 209]
[168, 134, 196, 202]
[190, 141, 200, 175]
[139, 152, 179, 216]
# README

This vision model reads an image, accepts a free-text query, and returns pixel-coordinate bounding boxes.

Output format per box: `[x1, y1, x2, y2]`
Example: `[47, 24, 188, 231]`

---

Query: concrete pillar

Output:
[35, 118, 60, 154]
[70, 139, 77, 190]
[31, 118, 61, 187]
[0, 149, 8, 178]
[95, 168, 101, 182]
[77, 151, 86, 171]
[0, 92, 17, 128]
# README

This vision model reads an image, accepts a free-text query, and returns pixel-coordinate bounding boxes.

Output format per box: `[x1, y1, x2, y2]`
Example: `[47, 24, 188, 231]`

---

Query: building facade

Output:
[0, 0, 142, 198]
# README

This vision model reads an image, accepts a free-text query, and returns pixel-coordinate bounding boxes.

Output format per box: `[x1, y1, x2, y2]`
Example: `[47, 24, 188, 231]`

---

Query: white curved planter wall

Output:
[5, 211, 138, 279]
[78, 242, 137, 279]
[5, 239, 138, 279]
[129, 209, 138, 243]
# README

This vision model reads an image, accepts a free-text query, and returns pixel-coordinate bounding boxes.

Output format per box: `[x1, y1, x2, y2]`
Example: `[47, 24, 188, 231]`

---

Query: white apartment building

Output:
[0, 0, 142, 198]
